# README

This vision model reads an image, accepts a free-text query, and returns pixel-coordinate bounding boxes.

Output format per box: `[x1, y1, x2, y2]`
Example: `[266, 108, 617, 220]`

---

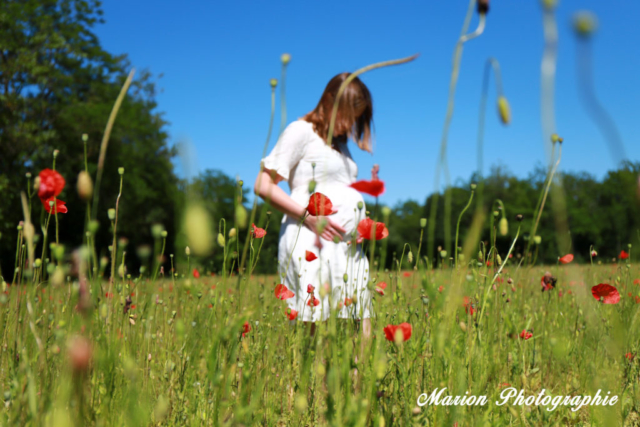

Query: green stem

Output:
[454, 189, 475, 268]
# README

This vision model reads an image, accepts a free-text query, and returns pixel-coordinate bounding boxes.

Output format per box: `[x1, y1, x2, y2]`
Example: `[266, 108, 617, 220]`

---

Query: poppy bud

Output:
[381, 206, 392, 218]
[82, 133, 88, 143]
[516, 214, 523, 222]
[269, 78, 278, 88]
[118, 167, 124, 175]
[357, 201, 364, 210]
[470, 183, 477, 190]
[108, 209, 116, 221]
[51, 267, 65, 287]
[408, 251, 413, 264]
[308, 180, 316, 193]
[100, 256, 108, 269]
[217, 233, 225, 247]
[420, 218, 427, 228]
[476, 0, 489, 14]
[88, 220, 99, 234]
[281, 53, 291, 65]
[53, 149, 59, 158]
[459, 321, 467, 332]
[332, 235, 340, 243]
[184, 203, 213, 255]
[534, 235, 542, 245]
[499, 218, 508, 236]
[235, 205, 248, 229]
[185, 246, 191, 256]
[573, 11, 597, 38]
[33, 176, 41, 192]
[151, 224, 164, 238]
[343, 273, 348, 283]
[161, 230, 167, 238]
[458, 253, 465, 262]
[229, 228, 237, 238]
[493, 210, 499, 217]
[497, 96, 511, 125]
[26, 172, 31, 179]
[34, 258, 42, 268]
[440, 250, 447, 259]
[496, 254, 503, 265]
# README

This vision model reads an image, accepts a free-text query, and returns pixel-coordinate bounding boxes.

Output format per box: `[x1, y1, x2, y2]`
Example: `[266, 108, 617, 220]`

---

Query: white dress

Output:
[261, 119, 372, 322]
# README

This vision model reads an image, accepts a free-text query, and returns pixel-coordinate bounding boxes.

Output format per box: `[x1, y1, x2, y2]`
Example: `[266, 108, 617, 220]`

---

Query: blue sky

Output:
[94, 0, 639, 206]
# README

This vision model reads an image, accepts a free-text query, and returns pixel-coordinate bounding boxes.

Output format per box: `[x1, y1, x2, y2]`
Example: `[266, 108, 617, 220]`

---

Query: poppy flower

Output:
[626, 352, 635, 361]
[350, 180, 385, 198]
[559, 254, 574, 264]
[251, 223, 266, 239]
[383, 323, 412, 342]
[307, 284, 315, 294]
[498, 382, 511, 388]
[438, 285, 444, 293]
[403, 272, 411, 277]
[193, 269, 200, 278]
[344, 297, 353, 307]
[591, 283, 620, 304]
[591, 250, 598, 258]
[519, 329, 533, 340]
[274, 284, 295, 300]
[463, 297, 476, 315]
[620, 250, 629, 260]
[634, 279, 640, 285]
[42, 197, 68, 214]
[375, 282, 387, 296]
[635, 296, 640, 304]
[305, 250, 318, 262]
[285, 308, 298, 320]
[541, 272, 557, 292]
[356, 218, 389, 242]
[242, 321, 251, 337]
[307, 296, 320, 307]
[38, 169, 66, 200]
[306, 193, 336, 216]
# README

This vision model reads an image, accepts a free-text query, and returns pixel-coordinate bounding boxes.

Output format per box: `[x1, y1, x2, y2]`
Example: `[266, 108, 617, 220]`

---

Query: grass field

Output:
[2, 245, 639, 425]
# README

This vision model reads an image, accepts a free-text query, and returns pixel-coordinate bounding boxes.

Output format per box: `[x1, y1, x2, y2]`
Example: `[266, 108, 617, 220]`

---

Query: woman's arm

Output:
[254, 169, 345, 241]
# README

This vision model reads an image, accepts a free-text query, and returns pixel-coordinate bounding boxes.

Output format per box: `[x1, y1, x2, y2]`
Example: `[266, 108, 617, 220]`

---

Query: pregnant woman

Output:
[254, 72, 374, 337]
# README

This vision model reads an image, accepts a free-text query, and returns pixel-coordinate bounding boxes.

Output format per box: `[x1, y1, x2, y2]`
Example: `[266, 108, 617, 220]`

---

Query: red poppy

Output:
[634, 279, 640, 285]
[306, 193, 336, 216]
[383, 323, 412, 342]
[274, 284, 295, 300]
[307, 284, 315, 294]
[42, 197, 68, 214]
[344, 297, 353, 307]
[356, 218, 389, 243]
[38, 169, 66, 200]
[307, 296, 320, 307]
[559, 254, 574, 264]
[635, 296, 640, 304]
[486, 260, 492, 267]
[438, 285, 444, 293]
[193, 269, 200, 278]
[519, 329, 533, 340]
[620, 250, 629, 260]
[403, 272, 411, 277]
[242, 321, 251, 337]
[251, 223, 266, 238]
[349, 180, 385, 198]
[463, 296, 476, 315]
[541, 272, 557, 291]
[625, 352, 635, 361]
[498, 382, 511, 388]
[375, 282, 387, 296]
[305, 250, 318, 262]
[591, 283, 620, 304]
[105, 292, 113, 298]
[285, 308, 298, 320]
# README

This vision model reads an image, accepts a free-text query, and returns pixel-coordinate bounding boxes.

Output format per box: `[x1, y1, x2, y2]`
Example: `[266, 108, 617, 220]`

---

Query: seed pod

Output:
[573, 11, 597, 38]
[497, 96, 511, 125]
[308, 180, 317, 194]
[235, 205, 248, 229]
[534, 235, 542, 245]
[281, 53, 291, 65]
[269, 78, 278, 88]
[107, 209, 116, 221]
[420, 218, 427, 228]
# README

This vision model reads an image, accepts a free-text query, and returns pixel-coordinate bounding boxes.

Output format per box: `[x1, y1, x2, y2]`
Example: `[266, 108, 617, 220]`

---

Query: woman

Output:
[254, 72, 375, 337]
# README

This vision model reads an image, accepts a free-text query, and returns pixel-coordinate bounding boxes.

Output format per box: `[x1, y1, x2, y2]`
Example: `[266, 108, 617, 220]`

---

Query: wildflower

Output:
[625, 352, 635, 361]
[499, 382, 511, 388]
[438, 285, 444, 293]
[559, 254, 574, 264]
[193, 269, 200, 278]
[349, 180, 385, 197]
[242, 321, 251, 338]
[285, 308, 298, 320]
[403, 272, 411, 277]
[344, 297, 353, 307]
[38, 169, 66, 201]
[274, 284, 295, 300]
[591, 283, 620, 304]
[305, 250, 318, 262]
[541, 272, 557, 291]
[307, 296, 320, 307]
[383, 323, 412, 342]
[591, 250, 598, 258]
[463, 297, 476, 315]
[519, 330, 533, 340]
[620, 250, 629, 260]
[375, 282, 387, 296]
[307, 284, 315, 294]
[634, 279, 640, 285]
[356, 218, 389, 243]
[43, 197, 68, 214]
[306, 193, 336, 216]
[251, 223, 266, 239]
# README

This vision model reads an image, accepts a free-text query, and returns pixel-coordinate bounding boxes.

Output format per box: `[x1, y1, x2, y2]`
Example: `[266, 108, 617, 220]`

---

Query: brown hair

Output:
[302, 72, 374, 153]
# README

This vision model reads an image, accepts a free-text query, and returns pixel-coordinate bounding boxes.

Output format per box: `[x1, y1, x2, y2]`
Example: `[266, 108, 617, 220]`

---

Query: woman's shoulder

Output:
[285, 119, 313, 134]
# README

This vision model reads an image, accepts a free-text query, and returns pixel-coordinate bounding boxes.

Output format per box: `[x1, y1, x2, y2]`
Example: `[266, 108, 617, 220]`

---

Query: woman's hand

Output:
[303, 215, 346, 241]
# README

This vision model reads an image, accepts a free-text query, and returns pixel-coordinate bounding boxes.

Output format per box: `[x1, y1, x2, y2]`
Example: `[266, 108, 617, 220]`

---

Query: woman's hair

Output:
[302, 72, 374, 153]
